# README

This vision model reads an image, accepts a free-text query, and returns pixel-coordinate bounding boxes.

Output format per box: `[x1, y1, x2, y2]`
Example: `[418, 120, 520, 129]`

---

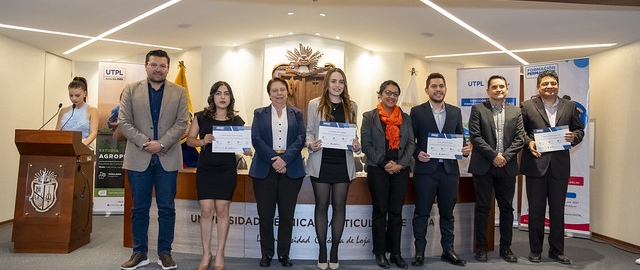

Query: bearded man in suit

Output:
[119, 50, 190, 270]
[468, 75, 524, 263]
[520, 70, 584, 265]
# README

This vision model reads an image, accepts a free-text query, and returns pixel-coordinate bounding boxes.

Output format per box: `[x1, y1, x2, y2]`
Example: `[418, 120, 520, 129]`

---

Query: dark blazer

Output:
[361, 107, 415, 168]
[468, 101, 525, 177]
[410, 102, 464, 175]
[520, 97, 584, 179]
[249, 105, 306, 179]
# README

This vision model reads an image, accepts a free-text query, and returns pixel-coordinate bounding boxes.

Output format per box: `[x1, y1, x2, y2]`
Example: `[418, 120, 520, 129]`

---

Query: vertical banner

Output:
[95, 62, 146, 214]
[457, 66, 521, 226]
[519, 59, 590, 238]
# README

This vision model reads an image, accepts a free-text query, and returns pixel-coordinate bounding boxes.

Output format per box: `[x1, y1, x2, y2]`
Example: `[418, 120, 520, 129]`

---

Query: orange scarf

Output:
[377, 102, 403, 149]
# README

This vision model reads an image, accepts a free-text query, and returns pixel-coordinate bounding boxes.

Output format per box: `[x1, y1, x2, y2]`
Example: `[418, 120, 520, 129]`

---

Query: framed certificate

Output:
[211, 126, 251, 153]
[533, 125, 571, 153]
[426, 133, 464, 160]
[318, 121, 357, 150]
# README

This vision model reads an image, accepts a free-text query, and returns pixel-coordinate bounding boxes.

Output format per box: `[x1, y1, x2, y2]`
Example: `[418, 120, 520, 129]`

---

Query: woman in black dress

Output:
[306, 68, 361, 270]
[186, 81, 252, 270]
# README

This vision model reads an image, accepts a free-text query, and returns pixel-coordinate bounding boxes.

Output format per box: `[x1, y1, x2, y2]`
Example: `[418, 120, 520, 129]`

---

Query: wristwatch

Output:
[160, 142, 165, 150]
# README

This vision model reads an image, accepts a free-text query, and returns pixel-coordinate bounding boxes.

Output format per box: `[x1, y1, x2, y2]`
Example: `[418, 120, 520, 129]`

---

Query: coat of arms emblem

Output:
[29, 169, 58, 212]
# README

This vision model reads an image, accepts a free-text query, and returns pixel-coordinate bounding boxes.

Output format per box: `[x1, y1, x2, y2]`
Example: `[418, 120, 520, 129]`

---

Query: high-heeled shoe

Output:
[198, 253, 212, 270]
[329, 261, 340, 269]
[317, 261, 328, 270]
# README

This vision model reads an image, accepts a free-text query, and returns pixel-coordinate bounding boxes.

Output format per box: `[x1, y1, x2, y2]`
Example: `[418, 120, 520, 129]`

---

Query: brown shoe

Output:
[157, 253, 177, 270]
[121, 252, 149, 270]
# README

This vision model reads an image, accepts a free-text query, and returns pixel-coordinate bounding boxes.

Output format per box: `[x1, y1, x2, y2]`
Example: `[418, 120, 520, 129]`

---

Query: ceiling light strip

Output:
[63, 0, 182, 55]
[425, 43, 617, 59]
[0, 24, 93, 39]
[420, 0, 529, 65]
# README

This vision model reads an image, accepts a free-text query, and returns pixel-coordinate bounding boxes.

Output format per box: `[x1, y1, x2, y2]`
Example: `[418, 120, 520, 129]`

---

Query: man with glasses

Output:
[520, 70, 583, 265]
[409, 73, 471, 267]
[119, 50, 190, 270]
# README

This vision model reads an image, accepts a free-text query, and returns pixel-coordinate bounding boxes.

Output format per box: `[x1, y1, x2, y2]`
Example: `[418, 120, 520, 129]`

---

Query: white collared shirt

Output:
[543, 98, 559, 127]
[271, 104, 288, 151]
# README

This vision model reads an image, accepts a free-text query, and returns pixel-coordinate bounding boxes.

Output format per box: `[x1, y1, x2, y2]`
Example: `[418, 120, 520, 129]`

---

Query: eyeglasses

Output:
[383, 90, 400, 98]
[147, 63, 168, 70]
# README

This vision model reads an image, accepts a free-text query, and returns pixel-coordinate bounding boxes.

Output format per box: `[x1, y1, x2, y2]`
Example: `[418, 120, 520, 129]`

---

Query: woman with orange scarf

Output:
[361, 80, 415, 269]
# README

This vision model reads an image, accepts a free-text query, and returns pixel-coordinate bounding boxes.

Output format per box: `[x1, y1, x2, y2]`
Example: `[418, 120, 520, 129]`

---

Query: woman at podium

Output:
[56, 76, 98, 147]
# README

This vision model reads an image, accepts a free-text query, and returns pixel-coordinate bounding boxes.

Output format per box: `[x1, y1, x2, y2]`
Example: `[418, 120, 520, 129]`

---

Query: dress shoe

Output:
[549, 252, 571, 264]
[500, 247, 518, 263]
[317, 261, 328, 270]
[328, 261, 340, 270]
[259, 256, 272, 267]
[441, 250, 466, 266]
[474, 247, 488, 262]
[411, 251, 424, 266]
[375, 254, 391, 269]
[278, 255, 293, 267]
[528, 252, 541, 263]
[389, 254, 408, 269]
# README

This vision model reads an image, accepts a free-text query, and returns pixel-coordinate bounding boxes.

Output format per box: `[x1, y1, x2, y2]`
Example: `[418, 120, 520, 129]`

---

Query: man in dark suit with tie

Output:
[468, 75, 524, 263]
[410, 73, 471, 267]
[520, 70, 584, 265]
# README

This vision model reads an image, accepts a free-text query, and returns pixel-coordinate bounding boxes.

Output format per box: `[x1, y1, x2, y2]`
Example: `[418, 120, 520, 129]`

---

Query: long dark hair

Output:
[68, 76, 88, 102]
[202, 81, 237, 120]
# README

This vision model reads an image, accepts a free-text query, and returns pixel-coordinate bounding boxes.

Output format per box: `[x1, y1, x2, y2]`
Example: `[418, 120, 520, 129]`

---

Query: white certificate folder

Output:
[211, 126, 252, 153]
[427, 133, 464, 160]
[318, 121, 356, 150]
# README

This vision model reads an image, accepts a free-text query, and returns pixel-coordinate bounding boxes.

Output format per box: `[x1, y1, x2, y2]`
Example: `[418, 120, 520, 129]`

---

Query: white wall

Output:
[0, 35, 72, 221]
[589, 40, 640, 247]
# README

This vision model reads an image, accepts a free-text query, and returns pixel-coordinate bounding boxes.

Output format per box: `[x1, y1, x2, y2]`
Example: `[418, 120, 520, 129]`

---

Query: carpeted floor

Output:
[0, 215, 638, 270]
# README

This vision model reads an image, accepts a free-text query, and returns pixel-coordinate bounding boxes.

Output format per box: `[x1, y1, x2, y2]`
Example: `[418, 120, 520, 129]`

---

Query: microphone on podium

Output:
[59, 103, 76, 130]
[38, 103, 63, 130]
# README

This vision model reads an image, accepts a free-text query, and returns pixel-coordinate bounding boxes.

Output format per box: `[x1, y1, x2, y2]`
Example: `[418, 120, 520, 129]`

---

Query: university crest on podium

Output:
[29, 168, 58, 213]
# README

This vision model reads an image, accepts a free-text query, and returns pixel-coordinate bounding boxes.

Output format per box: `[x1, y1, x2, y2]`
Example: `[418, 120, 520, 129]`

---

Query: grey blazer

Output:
[305, 97, 359, 180]
[361, 107, 415, 168]
[119, 79, 190, 172]
[468, 101, 525, 177]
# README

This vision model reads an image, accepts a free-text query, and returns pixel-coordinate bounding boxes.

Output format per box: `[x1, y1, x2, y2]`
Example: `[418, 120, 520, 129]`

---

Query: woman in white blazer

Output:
[306, 68, 360, 270]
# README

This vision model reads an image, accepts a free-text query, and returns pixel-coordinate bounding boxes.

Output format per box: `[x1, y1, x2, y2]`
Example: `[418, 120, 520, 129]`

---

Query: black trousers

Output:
[366, 166, 409, 255]
[252, 168, 303, 258]
[472, 166, 516, 250]
[526, 168, 569, 255]
[412, 163, 459, 252]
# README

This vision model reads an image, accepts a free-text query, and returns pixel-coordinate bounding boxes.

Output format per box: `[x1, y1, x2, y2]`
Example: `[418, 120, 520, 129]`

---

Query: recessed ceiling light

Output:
[315, 33, 321, 36]
[319, 13, 326, 17]
[288, 32, 294, 35]
[232, 43, 238, 46]
[288, 12, 294, 15]
[267, 34, 274, 37]
[335, 36, 341, 39]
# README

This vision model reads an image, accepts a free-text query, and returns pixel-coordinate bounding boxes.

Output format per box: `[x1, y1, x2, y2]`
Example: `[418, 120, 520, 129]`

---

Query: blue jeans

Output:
[128, 155, 178, 255]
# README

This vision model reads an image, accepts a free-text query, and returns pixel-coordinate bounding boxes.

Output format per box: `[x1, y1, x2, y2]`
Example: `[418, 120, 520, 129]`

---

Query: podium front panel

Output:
[22, 162, 66, 218]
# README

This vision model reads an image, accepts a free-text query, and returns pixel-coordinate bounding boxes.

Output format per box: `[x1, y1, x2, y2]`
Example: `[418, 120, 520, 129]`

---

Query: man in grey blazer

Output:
[118, 50, 189, 270]
[410, 73, 470, 267]
[520, 70, 583, 265]
[468, 75, 524, 263]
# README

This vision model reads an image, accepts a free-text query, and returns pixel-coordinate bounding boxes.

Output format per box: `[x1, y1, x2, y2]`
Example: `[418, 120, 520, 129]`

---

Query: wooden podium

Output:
[12, 129, 95, 253]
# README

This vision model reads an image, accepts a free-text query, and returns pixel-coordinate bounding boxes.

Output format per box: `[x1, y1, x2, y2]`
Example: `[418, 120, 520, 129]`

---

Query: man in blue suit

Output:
[410, 73, 471, 267]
